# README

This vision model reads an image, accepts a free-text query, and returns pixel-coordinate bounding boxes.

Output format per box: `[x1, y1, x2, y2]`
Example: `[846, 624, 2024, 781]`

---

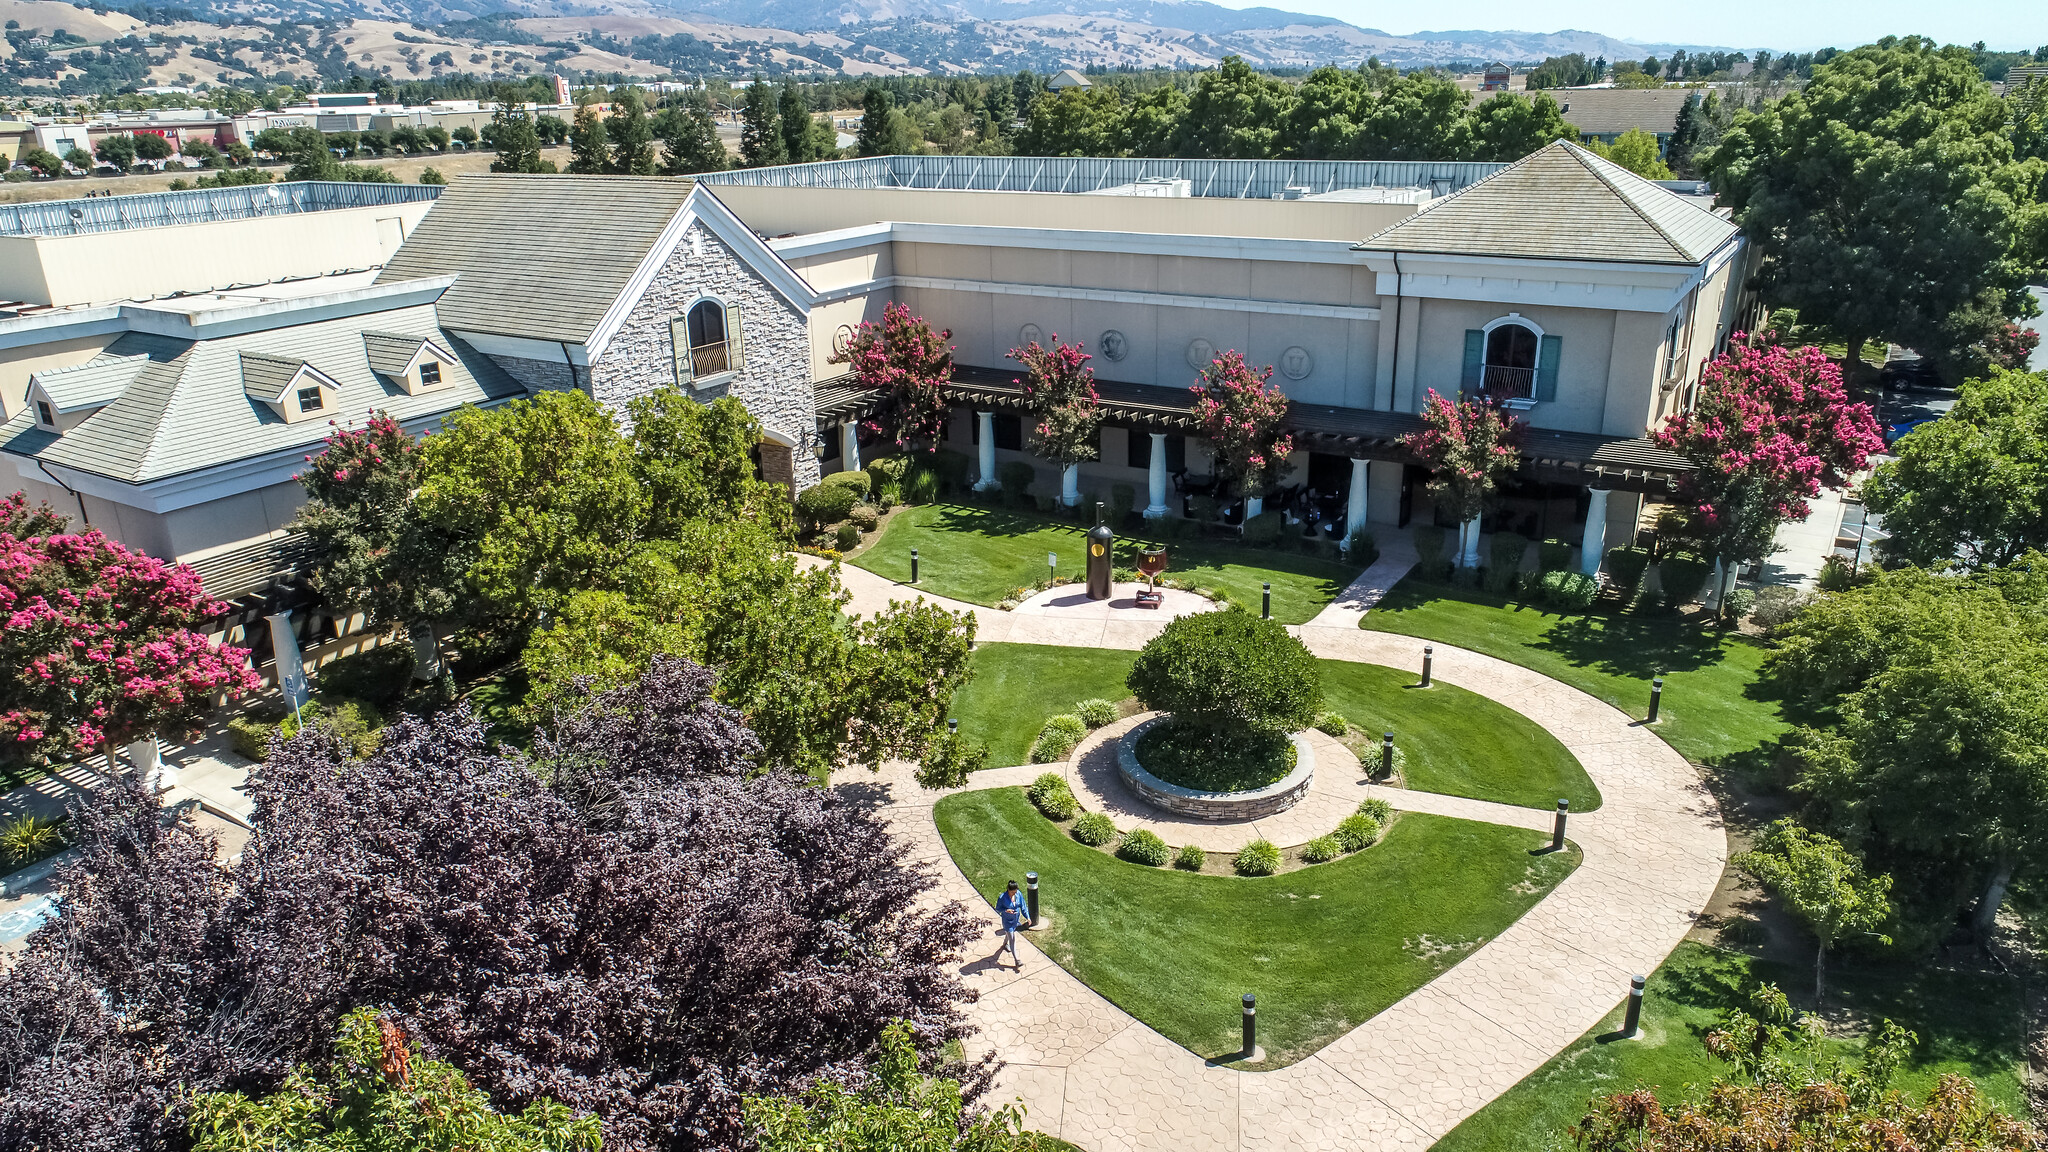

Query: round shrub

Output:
[1540, 569, 1599, 611]
[999, 460, 1036, 505]
[1604, 545, 1651, 592]
[1071, 811, 1118, 847]
[866, 456, 909, 491]
[849, 504, 880, 531]
[1356, 797, 1393, 825]
[796, 482, 857, 528]
[1241, 511, 1286, 545]
[1334, 812, 1382, 853]
[1314, 711, 1349, 738]
[1657, 554, 1712, 607]
[1127, 611, 1322, 736]
[1075, 698, 1118, 728]
[1233, 838, 1281, 876]
[1538, 538, 1575, 572]
[1721, 587, 1757, 622]
[1750, 585, 1811, 630]
[1174, 842, 1206, 871]
[1116, 828, 1171, 866]
[820, 470, 872, 500]
[1029, 714, 1088, 763]
[1300, 835, 1344, 864]
[1027, 772, 1077, 820]
[834, 522, 862, 551]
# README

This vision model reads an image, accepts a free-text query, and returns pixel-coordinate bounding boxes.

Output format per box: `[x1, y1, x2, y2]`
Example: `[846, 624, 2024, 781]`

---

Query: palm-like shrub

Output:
[1314, 712, 1349, 737]
[1029, 714, 1088, 763]
[1356, 797, 1393, 824]
[1116, 829, 1170, 866]
[1299, 835, 1343, 863]
[1071, 812, 1118, 846]
[1334, 813, 1381, 853]
[1233, 838, 1281, 876]
[1174, 842, 1206, 871]
[1026, 772, 1077, 820]
[1075, 699, 1118, 728]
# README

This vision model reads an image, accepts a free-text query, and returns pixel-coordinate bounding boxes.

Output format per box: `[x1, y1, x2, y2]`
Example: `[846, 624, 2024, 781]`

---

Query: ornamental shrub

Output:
[1071, 811, 1118, 846]
[1174, 842, 1206, 871]
[1334, 812, 1382, 852]
[1345, 528, 1379, 566]
[281, 698, 384, 759]
[1233, 838, 1281, 876]
[1314, 712, 1349, 738]
[228, 715, 278, 761]
[313, 643, 412, 709]
[1126, 611, 1321, 737]
[1722, 587, 1758, 623]
[1538, 538, 1574, 572]
[1356, 797, 1393, 824]
[1116, 828, 1171, 865]
[1540, 569, 1599, 611]
[1412, 524, 1449, 581]
[795, 483, 857, 529]
[999, 461, 1036, 506]
[1075, 699, 1118, 728]
[1750, 584, 1812, 630]
[902, 466, 940, 505]
[1658, 553, 1712, 607]
[1029, 714, 1088, 763]
[849, 504, 880, 532]
[834, 522, 861, 551]
[1241, 511, 1286, 545]
[1485, 533, 1529, 594]
[820, 470, 872, 500]
[1605, 545, 1651, 594]
[866, 456, 909, 491]
[1027, 772, 1077, 820]
[931, 449, 972, 493]
[1300, 835, 1343, 863]
[1111, 484, 1136, 523]
[873, 482, 901, 510]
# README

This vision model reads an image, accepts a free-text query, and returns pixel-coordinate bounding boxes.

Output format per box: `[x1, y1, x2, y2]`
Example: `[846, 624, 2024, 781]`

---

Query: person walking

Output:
[995, 879, 1026, 968]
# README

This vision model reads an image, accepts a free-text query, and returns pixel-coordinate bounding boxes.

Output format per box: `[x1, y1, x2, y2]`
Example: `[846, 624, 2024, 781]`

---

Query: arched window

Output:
[670, 297, 745, 387]
[1483, 323, 1538, 399]
[1460, 314, 1561, 406]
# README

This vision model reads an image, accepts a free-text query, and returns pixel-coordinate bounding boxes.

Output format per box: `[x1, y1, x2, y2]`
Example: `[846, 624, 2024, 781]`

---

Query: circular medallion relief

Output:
[1019, 323, 1045, 348]
[1098, 329, 1129, 362]
[1186, 338, 1216, 370]
[1280, 346, 1313, 381]
[831, 323, 856, 356]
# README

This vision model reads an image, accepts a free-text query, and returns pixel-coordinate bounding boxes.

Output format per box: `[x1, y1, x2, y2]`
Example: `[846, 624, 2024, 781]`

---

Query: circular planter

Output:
[1116, 715, 1315, 821]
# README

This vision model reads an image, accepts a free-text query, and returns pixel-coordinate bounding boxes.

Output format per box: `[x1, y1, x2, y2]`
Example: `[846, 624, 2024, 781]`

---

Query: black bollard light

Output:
[1622, 974, 1646, 1038]
[1421, 644, 1434, 687]
[1381, 732, 1394, 778]
[1552, 798, 1569, 852]
[1241, 993, 1258, 1056]
[1262, 582, 1272, 619]
[1647, 676, 1664, 723]
[1025, 871, 1040, 927]
[911, 548, 920, 584]
[948, 718, 958, 736]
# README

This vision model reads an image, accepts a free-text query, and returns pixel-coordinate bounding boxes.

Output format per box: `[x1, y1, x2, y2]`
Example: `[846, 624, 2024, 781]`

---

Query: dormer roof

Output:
[238, 352, 335, 404]
[30, 354, 153, 414]
[361, 331, 454, 378]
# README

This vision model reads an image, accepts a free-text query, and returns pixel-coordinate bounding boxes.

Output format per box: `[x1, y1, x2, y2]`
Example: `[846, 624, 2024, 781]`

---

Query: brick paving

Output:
[824, 557, 1726, 1151]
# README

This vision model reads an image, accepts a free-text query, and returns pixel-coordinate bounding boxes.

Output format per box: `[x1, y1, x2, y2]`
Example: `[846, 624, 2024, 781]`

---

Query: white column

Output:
[1143, 433, 1169, 519]
[265, 610, 309, 711]
[1344, 458, 1369, 546]
[1581, 488, 1611, 576]
[973, 411, 997, 491]
[126, 736, 175, 790]
[1461, 516, 1482, 568]
[1061, 463, 1079, 506]
[840, 421, 861, 473]
[1245, 495, 1264, 520]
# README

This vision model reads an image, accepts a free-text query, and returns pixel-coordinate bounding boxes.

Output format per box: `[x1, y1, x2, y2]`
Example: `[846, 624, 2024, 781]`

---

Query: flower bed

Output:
[1117, 715, 1314, 821]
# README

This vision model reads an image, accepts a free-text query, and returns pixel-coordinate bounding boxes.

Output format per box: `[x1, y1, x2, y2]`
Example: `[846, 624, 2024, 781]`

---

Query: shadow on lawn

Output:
[923, 502, 1356, 585]
[927, 503, 1090, 541]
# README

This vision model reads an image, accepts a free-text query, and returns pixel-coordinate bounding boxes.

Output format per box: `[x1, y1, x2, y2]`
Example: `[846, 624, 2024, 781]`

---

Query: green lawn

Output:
[1363, 581, 1789, 768]
[1431, 942, 2030, 1151]
[951, 643, 1142, 767]
[935, 787, 1578, 1068]
[856, 503, 1360, 624]
[1321, 660, 1599, 811]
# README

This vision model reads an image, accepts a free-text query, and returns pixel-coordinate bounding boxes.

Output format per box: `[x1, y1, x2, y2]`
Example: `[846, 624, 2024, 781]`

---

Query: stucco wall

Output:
[1405, 298, 1658, 437]
[0, 331, 121, 420]
[590, 221, 821, 490]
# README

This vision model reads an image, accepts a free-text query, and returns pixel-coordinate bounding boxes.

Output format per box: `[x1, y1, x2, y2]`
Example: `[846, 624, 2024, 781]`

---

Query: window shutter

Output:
[670, 316, 693, 385]
[1536, 335, 1562, 402]
[726, 302, 745, 373]
[1460, 329, 1484, 395]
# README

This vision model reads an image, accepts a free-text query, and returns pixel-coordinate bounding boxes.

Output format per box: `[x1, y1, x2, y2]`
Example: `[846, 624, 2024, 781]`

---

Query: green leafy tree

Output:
[567, 102, 608, 174]
[1667, 90, 1705, 175]
[1017, 86, 1122, 157]
[627, 391, 792, 539]
[130, 132, 172, 162]
[419, 167, 446, 186]
[856, 87, 894, 157]
[189, 1008, 600, 1152]
[1704, 37, 2048, 376]
[1356, 72, 1475, 160]
[608, 86, 656, 175]
[1117, 85, 1186, 157]
[746, 1020, 1054, 1151]
[1863, 368, 2048, 569]
[657, 96, 728, 174]
[93, 132, 136, 169]
[1586, 127, 1674, 178]
[1279, 66, 1367, 159]
[778, 82, 816, 163]
[1171, 55, 1289, 158]
[1471, 91, 1575, 162]
[180, 139, 221, 167]
[487, 101, 549, 174]
[1127, 611, 1322, 737]
[739, 77, 787, 168]
[452, 125, 478, 148]
[533, 113, 569, 146]
[1735, 820, 1892, 1004]
[17, 147, 61, 176]
[63, 146, 92, 170]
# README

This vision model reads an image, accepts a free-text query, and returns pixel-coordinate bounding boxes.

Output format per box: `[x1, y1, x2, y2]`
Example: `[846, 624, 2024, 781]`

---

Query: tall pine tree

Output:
[608, 87, 657, 175]
[740, 78, 786, 168]
[658, 96, 729, 174]
[778, 83, 814, 164]
[568, 103, 609, 174]
[855, 87, 893, 157]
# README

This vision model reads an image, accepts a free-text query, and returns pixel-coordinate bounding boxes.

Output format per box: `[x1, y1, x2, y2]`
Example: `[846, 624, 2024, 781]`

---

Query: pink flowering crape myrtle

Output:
[1400, 389, 1525, 529]
[1008, 335, 1102, 471]
[1191, 351, 1293, 503]
[828, 301, 955, 456]
[1, 491, 259, 767]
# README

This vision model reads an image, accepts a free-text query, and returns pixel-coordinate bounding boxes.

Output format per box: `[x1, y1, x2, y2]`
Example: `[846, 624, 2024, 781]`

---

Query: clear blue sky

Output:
[1220, 0, 2044, 52]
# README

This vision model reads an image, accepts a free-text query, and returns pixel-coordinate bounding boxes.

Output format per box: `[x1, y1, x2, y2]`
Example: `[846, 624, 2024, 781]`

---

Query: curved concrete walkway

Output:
[817, 558, 1726, 1151]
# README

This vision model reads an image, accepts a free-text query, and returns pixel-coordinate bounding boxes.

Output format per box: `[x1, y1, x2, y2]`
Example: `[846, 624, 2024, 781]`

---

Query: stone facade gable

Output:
[590, 221, 820, 490]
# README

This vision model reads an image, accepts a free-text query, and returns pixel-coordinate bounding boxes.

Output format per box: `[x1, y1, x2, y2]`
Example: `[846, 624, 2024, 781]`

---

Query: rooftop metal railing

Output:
[698, 155, 1504, 199]
[0, 180, 443, 239]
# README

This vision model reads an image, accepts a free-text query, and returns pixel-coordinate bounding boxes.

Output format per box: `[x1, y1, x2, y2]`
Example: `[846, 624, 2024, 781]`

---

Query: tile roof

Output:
[1355, 140, 1738, 266]
[1550, 87, 1694, 137]
[375, 173, 697, 346]
[361, 330, 448, 378]
[32, 354, 153, 413]
[238, 352, 312, 402]
[2, 302, 522, 484]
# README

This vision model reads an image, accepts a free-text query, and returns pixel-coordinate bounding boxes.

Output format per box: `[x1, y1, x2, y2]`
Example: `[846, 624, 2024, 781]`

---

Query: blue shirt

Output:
[997, 890, 1025, 929]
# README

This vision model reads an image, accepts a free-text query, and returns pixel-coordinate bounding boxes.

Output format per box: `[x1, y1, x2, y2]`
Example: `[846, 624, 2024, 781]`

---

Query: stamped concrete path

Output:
[814, 557, 1726, 1151]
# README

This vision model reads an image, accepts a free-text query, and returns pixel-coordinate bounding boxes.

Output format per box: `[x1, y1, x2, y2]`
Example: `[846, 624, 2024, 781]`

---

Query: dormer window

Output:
[241, 351, 339, 423]
[361, 332, 457, 396]
[671, 297, 745, 388]
[35, 400, 55, 428]
[297, 386, 324, 412]
[418, 361, 441, 387]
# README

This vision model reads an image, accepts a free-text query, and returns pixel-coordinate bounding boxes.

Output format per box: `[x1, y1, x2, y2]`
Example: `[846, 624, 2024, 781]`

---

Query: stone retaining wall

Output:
[1115, 715, 1315, 821]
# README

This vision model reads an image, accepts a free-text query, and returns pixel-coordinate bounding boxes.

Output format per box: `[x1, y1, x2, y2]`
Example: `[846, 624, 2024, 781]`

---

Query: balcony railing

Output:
[690, 341, 730, 378]
[1482, 363, 1535, 400]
